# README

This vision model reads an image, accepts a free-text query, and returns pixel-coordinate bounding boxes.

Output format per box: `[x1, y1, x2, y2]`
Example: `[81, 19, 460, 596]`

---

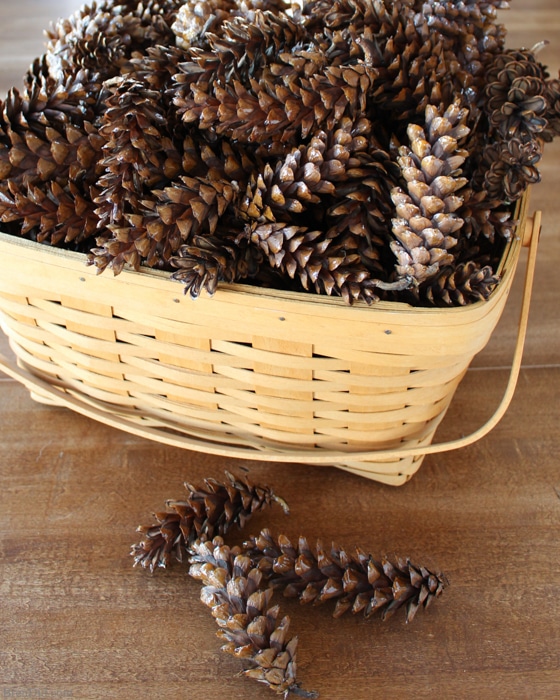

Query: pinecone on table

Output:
[132, 471, 289, 572]
[189, 537, 318, 699]
[243, 529, 447, 623]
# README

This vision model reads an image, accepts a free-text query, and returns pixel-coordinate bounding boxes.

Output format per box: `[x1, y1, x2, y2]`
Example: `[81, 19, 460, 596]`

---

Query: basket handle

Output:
[0, 212, 542, 464]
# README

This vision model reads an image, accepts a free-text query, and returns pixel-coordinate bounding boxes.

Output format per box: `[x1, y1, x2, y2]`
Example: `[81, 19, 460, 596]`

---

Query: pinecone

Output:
[45, 0, 180, 80]
[0, 68, 103, 245]
[131, 471, 289, 572]
[189, 537, 318, 699]
[484, 47, 549, 140]
[244, 529, 448, 623]
[90, 77, 182, 273]
[424, 259, 500, 306]
[170, 232, 262, 297]
[458, 187, 516, 243]
[479, 137, 543, 202]
[390, 101, 470, 288]
[543, 74, 560, 141]
[173, 29, 377, 149]
[243, 222, 387, 304]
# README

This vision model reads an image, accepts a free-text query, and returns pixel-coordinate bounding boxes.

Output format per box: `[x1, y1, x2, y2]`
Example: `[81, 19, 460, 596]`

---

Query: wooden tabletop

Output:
[1, 2, 559, 699]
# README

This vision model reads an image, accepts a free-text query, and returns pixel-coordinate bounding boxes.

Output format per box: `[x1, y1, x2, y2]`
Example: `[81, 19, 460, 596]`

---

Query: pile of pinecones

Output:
[132, 471, 448, 697]
[1, 0, 559, 306]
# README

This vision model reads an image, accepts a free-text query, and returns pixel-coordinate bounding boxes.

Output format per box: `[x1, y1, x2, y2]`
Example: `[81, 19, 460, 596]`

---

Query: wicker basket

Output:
[0, 194, 541, 485]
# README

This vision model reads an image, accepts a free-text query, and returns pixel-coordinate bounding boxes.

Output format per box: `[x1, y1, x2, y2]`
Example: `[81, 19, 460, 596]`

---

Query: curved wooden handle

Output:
[0, 212, 542, 464]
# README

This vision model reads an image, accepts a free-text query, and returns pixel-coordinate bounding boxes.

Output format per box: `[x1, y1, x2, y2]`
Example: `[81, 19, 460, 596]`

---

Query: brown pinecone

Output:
[132, 471, 289, 572]
[457, 187, 516, 243]
[424, 259, 500, 306]
[543, 74, 560, 141]
[0, 178, 99, 247]
[244, 529, 447, 623]
[0, 69, 103, 245]
[243, 222, 386, 304]
[484, 48, 549, 140]
[390, 100, 470, 288]
[170, 232, 262, 297]
[152, 174, 239, 241]
[91, 77, 182, 273]
[236, 127, 350, 224]
[189, 537, 318, 699]
[479, 137, 543, 202]
[45, 0, 180, 79]
[173, 38, 377, 149]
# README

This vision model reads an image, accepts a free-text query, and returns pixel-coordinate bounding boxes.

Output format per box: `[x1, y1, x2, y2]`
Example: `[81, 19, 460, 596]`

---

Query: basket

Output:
[0, 193, 541, 485]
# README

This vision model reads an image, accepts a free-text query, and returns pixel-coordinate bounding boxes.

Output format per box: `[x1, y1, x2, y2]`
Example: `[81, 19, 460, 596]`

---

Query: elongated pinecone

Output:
[189, 537, 318, 699]
[244, 529, 447, 623]
[390, 101, 470, 289]
[90, 77, 183, 273]
[132, 471, 289, 572]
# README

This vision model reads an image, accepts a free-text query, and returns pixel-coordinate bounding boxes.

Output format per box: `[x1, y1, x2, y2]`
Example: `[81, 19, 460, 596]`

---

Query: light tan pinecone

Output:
[390, 100, 470, 287]
[172, 0, 236, 49]
[244, 529, 447, 624]
[132, 471, 289, 572]
[189, 537, 318, 699]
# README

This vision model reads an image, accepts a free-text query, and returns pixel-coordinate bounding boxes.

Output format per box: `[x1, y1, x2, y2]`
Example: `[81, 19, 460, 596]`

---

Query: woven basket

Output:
[0, 193, 540, 485]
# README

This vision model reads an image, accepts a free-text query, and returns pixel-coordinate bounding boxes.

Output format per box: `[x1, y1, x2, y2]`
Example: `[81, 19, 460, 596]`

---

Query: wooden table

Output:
[1, 3, 559, 699]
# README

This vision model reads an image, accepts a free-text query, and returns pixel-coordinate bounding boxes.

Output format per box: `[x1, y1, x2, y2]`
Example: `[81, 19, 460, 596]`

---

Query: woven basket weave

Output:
[0, 194, 540, 485]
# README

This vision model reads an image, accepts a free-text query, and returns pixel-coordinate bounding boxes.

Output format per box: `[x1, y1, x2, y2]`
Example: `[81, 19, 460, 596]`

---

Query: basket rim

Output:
[0, 191, 527, 320]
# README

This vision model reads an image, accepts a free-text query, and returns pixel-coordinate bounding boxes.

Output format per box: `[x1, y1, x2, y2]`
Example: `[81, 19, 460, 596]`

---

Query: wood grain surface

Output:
[1, 3, 559, 699]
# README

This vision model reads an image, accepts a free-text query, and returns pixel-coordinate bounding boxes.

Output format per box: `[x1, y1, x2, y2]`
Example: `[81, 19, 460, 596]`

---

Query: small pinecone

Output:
[543, 75, 560, 141]
[173, 39, 377, 149]
[131, 471, 289, 572]
[0, 73, 103, 245]
[390, 101, 470, 287]
[424, 260, 500, 306]
[458, 187, 517, 243]
[484, 47, 549, 140]
[244, 529, 447, 623]
[189, 537, 318, 699]
[0, 178, 99, 246]
[152, 174, 239, 242]
[479, 137, 543, 202]
[170, 232, 262, 297]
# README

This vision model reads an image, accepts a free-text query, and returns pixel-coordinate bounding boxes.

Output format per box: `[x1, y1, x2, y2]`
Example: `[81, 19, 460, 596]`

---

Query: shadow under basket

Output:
[0, 194, 541, 485]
